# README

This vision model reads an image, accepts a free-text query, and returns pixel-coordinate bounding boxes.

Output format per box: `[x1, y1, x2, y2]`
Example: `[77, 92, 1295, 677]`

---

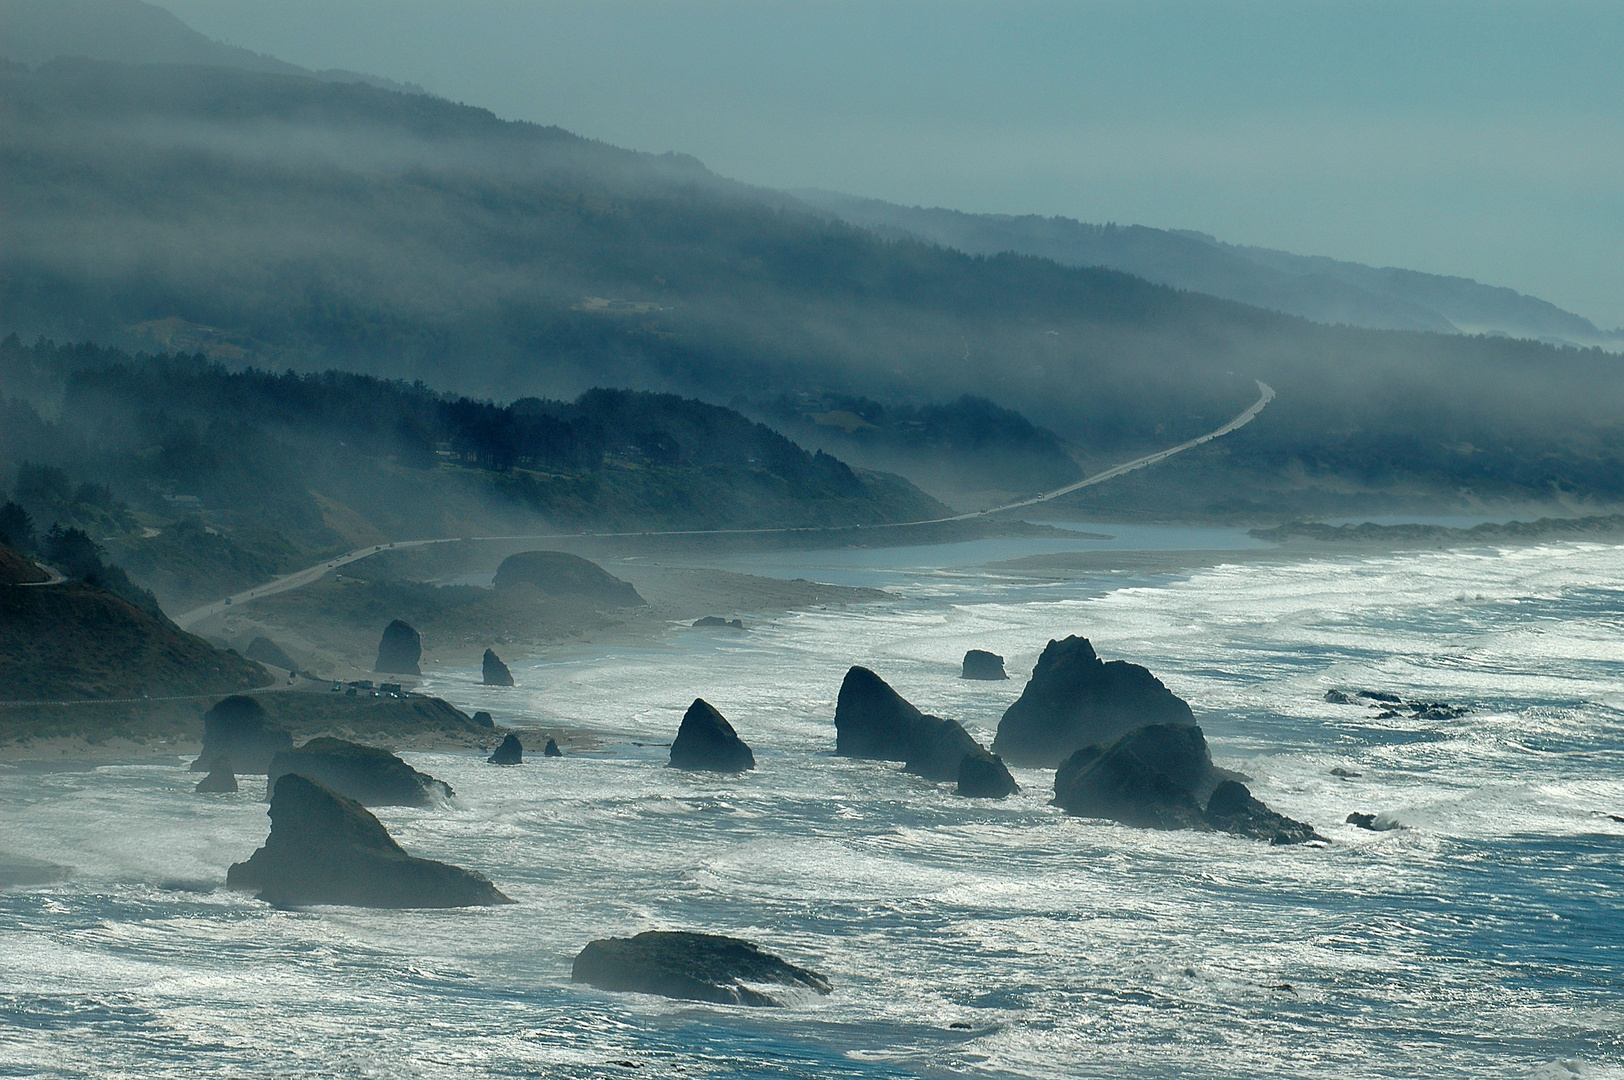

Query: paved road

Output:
[14, 563, 66, 587]
[173, 381, 1274, 629]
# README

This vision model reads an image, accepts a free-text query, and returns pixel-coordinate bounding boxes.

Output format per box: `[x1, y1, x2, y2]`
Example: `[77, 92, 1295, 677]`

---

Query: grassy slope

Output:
[0, 579, 272, 700]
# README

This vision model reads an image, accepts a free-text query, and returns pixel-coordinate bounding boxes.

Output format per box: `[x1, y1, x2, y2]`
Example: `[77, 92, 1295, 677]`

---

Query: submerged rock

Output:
[1054, 724, 1322, 844]
[472, 711, 495, 728]
[487, 733, 523, 765]
[375, 619, 422, 676]
[195, 760, 239, 793]
[1330, 766, 1362, 779]
[961, 649, 1008, 680]
[227, 774, 512, 908]
[669, 699, 755, 773]
[493, 550, 645, 607]
[1325, 689, 1469, 721]
[572, 931, 830, 1007]
[957, 748, 1019, 798]
[993, 636, 1195, 768]
[267, 737, 452, 807]
[693, 616, 745, 629]
[543, 738, 562, 758]
[190, 695, 291, 774]
[482, 648, 515, 686]
[834, 666, 983, 781]
[1346, 812, 1402, 832]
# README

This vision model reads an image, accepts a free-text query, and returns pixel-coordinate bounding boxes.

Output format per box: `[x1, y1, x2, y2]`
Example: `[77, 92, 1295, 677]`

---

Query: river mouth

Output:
[4, 535, 1622, 1078]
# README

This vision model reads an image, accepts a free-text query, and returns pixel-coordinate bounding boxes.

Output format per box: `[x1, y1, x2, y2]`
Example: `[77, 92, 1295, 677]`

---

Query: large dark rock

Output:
[958, 748, 1019, 798]
[669, 698, 755, 773]
[1204, 780, 1324, 844]
[834, 666, 984, 781]
[195, 761, 238, 793]
[244, 636, 298, 673]
[375, 619, 422, 675]
[487, 733, 523, 765]
[190, 695, 291, 774]
[267, 737, 452, 807]
[1054, 724, 1322, 843]
[471, 710, 495, 728]
[493, 550, 645, 607]
[961, 649, 1008, 680]
[543, 738, 562, 758]
[992, 636, 1195, 767]
[572, 931, 830, 1007]
[482, 648, 514, 686]
[227, 773, 512, 908]
[1053, 724, 1211, 830]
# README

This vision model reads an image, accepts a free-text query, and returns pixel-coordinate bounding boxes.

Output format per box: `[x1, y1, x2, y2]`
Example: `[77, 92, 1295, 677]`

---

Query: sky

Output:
[157, 0, 1624, 330]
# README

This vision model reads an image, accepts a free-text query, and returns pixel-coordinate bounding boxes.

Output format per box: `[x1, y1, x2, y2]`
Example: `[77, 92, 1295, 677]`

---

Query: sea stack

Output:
[375, 619, 422, 676]
[572, 931, 831, 1006]
[1053, 724, 1323, 844]
[957, 748, 1019, 798]
[488, 733, 523, 765]
[190, 695, 292, 774]
[961, 650, 1008, 680]
[668, 699, 755, 773]
[492, 550, 646, 607]
[195, 760, 239, 793]
[543, 738, 562, 757]
[227, 774, 512, 908]
[833, 666, 983, 781]
[482, 649, 515, 686]
[267, 737, 452, 807]
[992, 636, 1195, 768]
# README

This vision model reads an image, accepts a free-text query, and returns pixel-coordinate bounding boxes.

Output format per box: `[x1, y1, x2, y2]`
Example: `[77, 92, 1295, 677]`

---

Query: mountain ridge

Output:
[795, 190, 1621, 350]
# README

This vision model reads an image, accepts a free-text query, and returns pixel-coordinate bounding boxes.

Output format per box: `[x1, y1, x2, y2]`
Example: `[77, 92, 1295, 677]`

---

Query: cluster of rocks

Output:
[1324, 688, 1468, 721]
[835, 666, 1018, 798]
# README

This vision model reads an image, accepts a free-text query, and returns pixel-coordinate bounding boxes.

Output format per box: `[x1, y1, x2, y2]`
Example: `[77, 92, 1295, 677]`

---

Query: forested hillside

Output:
[0, 337, 947, 607]
[4, 58, 1624, 513]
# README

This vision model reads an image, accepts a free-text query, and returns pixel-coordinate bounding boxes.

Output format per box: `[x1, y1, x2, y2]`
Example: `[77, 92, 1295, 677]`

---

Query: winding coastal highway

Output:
[173, 380, 1273, 630]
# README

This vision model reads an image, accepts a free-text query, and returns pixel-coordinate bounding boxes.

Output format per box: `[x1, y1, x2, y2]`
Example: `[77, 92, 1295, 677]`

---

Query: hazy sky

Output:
[158, 0, 1624, 329]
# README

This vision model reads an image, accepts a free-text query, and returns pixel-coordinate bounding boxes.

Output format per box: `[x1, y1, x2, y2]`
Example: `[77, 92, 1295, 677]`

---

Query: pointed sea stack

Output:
[834, 666, 982, 781]
[961, 650, 1008, 680]
[572, 931, 830, 1006]
[957, 748, 1019, 798]
[267, 737, 452, 807]
[669, 699, 755, 773]
[195, 759, 239, 793]
[992, 636, 1195, 768]
[227, 774, 512, 908]
[543, 738, 562, 758]
[190, 695, 291, 774]
[488, 733, 523, 765]
[375, 619, 422, 675]
[482, 649, 515, 686]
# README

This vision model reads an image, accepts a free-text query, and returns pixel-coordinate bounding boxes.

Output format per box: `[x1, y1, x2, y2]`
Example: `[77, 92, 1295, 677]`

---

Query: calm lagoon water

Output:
[4, 532, 1623, 1078]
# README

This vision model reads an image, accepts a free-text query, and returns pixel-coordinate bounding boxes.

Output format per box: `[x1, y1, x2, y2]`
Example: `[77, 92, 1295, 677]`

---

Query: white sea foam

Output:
[4, 537, 1623, 1077]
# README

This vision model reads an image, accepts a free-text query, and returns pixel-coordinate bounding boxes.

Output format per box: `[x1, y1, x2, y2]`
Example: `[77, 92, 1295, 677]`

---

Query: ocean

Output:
[3, 530, 1622, 1078]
